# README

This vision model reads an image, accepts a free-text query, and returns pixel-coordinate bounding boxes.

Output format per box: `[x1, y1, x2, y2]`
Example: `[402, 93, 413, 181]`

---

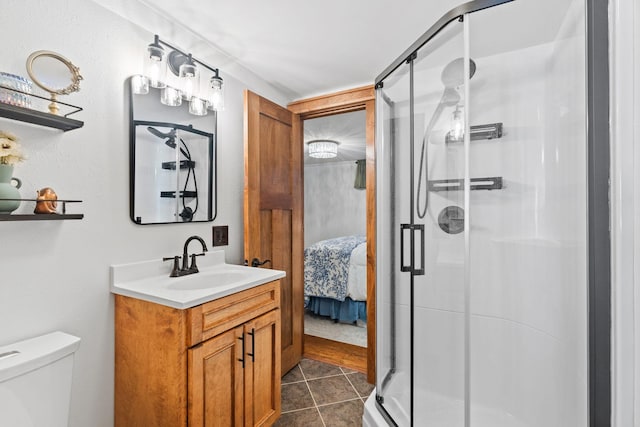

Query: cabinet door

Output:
[189, 326, 245, 427]
[244, 310, 281, 427]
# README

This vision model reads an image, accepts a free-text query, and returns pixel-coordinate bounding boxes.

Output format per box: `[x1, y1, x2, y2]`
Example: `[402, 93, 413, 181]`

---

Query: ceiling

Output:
[101, 0, 572, 161]
[303, 110, 366, 165]
[97, 0, 572, 102]
[132, 0, 467, 101]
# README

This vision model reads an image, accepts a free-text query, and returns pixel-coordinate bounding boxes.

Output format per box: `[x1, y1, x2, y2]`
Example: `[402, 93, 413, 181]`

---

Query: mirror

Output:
[128, 76, 217, 225]
[26, 50, 82, 115]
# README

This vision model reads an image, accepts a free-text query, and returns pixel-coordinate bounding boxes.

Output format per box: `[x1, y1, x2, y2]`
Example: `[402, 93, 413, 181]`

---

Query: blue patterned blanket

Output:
[304, 235, 366, 302]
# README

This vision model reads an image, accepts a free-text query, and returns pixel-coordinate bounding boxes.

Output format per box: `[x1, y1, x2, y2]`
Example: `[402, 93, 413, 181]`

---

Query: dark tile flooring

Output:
[275, 358, 374, 427]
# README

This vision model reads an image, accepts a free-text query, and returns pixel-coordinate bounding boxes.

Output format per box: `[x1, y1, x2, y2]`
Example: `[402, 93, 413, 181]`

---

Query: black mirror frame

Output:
[127, 77, 217, 225]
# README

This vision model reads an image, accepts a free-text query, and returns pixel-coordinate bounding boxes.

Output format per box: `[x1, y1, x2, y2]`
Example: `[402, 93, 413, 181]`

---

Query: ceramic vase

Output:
[0, 164, 22, 213]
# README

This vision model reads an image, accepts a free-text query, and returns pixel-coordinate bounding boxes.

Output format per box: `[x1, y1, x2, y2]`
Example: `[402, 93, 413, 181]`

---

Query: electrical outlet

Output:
[212, 225, 229, 246]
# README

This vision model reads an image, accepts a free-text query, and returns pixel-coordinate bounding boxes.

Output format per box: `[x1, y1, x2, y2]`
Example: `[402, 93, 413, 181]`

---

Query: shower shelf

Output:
[160, 190, 198, 198]
[161, 160, 196, 170]
[428, 177, 503, 192]
[445, 122, 503, 144]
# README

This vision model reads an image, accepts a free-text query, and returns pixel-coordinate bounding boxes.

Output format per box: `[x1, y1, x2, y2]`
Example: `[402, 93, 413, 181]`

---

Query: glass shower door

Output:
[411, 18, 468, 426]
[375, 51, 412, 426]
[375, 17, 467, 426]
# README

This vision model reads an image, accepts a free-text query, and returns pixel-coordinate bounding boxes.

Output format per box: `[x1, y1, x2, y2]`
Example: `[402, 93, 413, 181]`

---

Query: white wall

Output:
[0, 1, 288, 426]
[304, 161, 366, 248]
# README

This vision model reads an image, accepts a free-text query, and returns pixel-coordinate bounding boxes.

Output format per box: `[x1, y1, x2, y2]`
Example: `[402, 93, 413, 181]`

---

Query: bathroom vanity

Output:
[111, 252, 284, 426]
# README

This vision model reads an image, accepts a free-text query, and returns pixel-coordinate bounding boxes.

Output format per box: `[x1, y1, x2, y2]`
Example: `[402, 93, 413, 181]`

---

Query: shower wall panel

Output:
[467, 1, 587, 426]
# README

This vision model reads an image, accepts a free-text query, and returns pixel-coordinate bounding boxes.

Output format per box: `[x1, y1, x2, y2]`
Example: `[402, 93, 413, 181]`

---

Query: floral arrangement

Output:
[0, 131, 25, 165]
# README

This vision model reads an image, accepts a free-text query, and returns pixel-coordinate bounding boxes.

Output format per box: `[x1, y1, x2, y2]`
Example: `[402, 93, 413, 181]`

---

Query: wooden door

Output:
[244, 310, 281, 427]
[244, 90, 303, 375]
[188, 326, 245, 427]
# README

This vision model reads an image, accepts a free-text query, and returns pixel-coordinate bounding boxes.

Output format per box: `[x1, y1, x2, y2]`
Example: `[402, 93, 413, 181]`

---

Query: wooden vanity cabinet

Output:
[115, 280, 281, 427]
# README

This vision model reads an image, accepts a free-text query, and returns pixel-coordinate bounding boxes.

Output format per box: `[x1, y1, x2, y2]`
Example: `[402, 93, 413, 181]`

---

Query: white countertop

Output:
[110, 250, 285, 309]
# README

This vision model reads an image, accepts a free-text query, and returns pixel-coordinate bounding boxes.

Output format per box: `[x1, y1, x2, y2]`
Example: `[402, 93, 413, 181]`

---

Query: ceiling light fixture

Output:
[132, 35, 224, 115]
[308, 140, 339, 159]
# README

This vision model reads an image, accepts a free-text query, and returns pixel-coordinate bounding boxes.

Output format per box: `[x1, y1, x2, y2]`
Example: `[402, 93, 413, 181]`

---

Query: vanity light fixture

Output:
[133, 35, 224, 115]
[308, 140, 339, 159]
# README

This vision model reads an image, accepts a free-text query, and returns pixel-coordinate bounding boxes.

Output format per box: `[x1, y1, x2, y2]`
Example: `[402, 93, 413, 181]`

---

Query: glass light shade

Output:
[308, 140, 338, 159]
[207, 76, 225, 111]
[179, 60, 199, 100]
[131, 74, 149, 95]
[145, 42, 167, 88]
[160, 86, 182, 106]
[449, 105, 465, 142]
[189, 97, 208, 116]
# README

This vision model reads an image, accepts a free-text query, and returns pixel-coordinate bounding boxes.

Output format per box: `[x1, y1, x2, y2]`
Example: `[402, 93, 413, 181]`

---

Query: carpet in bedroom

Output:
[304, 312, 367, 348]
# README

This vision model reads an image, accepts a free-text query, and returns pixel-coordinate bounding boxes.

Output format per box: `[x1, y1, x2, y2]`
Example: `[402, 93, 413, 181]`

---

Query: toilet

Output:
[0, 331, 81, 427]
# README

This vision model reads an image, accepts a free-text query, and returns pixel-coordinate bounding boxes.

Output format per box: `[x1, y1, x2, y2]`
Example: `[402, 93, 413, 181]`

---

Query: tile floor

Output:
[275, 358, 374, 427]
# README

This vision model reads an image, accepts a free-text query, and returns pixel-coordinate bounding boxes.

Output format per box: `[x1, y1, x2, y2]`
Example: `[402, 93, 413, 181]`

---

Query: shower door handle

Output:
[400, 223, 425, 275]
[400, 224, 412, 272]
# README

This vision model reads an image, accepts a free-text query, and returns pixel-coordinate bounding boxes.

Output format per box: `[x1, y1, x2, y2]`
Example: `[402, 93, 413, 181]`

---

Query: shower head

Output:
[421, 57, 478, 144]
[147, 126, 177, 149]
[441, 57, 477, 89]
[146, 126, 192, 160]
[438, 58, 476, 107]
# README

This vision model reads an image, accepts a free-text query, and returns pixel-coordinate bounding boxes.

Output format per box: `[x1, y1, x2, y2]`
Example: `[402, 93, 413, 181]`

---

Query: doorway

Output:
[288, 86, 376, 382]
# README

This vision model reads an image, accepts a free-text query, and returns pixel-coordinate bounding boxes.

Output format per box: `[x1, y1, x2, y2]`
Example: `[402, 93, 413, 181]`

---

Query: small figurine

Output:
[34, 187, 58, 214]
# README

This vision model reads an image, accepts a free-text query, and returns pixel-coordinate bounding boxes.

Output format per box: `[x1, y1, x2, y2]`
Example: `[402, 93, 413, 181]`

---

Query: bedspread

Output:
[304, 235, 366, 302]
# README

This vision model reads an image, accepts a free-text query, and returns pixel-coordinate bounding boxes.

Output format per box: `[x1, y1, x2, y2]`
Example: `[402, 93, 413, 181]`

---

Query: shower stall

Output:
[366, 0, 610, 426]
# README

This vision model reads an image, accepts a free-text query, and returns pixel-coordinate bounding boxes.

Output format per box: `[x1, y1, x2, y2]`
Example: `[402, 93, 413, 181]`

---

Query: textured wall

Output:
[0, 1, 287, 426]
[304, 161, 366, 248]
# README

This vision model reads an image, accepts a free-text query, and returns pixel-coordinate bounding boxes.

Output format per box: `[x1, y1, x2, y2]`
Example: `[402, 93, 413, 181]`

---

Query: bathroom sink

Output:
[110, 250, 286, 309]
[166, 269, 250, 290]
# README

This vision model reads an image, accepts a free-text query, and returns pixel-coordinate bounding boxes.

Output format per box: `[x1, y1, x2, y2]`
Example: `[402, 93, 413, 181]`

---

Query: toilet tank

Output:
[0, 331, 81, 427]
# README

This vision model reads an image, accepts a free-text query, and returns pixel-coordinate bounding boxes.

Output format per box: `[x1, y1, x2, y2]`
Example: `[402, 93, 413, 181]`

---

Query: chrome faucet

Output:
[163, 235, 208, 277]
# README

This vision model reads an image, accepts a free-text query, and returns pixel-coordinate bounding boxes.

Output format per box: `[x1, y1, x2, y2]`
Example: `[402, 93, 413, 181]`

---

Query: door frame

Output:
[288, 85, 376, 383]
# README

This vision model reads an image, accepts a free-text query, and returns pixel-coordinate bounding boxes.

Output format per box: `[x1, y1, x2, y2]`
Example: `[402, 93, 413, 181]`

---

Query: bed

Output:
[304, 235, 367, 324]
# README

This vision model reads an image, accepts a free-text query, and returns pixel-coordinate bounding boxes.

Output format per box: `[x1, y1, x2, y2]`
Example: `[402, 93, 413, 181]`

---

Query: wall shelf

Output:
[0, 85, 83, 131]
[0, 198, 83, 221]
[0, 102, 84, 131]
[0, 213, 83, 221]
